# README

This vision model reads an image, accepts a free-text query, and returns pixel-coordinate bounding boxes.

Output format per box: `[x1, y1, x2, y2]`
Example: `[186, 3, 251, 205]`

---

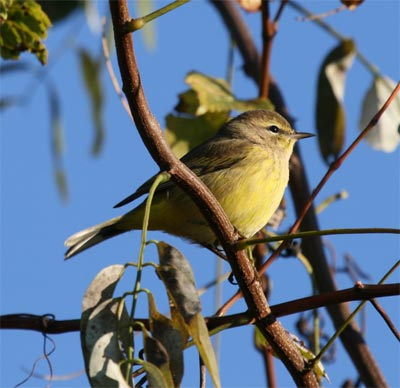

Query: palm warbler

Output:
[65, 110, 313, 259]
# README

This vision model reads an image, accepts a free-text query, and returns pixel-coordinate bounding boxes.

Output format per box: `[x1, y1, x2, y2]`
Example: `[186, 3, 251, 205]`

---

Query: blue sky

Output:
[1, 1, 399, 387]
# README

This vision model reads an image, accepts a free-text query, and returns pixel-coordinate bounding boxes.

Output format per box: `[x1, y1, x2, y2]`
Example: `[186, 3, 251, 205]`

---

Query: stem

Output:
[236, 227, 400, 249]
[131, 172, 170, 319]
[369, 299, 400, 341]
[127, 173, 170, 379]
[126, 0, 190, 32]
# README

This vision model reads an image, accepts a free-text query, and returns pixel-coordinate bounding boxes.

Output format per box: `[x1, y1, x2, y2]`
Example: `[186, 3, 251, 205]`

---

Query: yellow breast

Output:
[202, 147, 289, 238]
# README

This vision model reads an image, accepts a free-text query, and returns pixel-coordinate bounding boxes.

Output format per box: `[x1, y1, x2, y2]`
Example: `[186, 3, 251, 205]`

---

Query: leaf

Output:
[83, 298, 133, 388]
[78, 48, 104, 155]
[156, 242, 202, 323]
[165, 111, 229, 158]
[359, 76, 400, 152]
[185, 71, 273, 114]
[148, 293, 184, 387]
[81, 265, 127, 354]
[47, 80, 68, 201]
[139, 359, 170, 388]
[166, 71, 273, 157]
[144, 335, 175, 388]
[81, 265, 132, 387]
[0, 0, 51, 64]
[156, 242, 221, 388]
[316, 39, 356, 163]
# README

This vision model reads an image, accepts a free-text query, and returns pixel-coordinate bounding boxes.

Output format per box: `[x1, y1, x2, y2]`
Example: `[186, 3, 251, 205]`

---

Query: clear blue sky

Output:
[1, 1, 399, 387]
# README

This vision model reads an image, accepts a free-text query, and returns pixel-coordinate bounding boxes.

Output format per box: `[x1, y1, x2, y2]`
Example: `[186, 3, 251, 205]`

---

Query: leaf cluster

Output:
[0, 0, 51, 64]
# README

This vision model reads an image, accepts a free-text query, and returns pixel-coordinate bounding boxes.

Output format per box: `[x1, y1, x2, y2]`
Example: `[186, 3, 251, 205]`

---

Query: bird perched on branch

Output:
[65, 110, 313, 259]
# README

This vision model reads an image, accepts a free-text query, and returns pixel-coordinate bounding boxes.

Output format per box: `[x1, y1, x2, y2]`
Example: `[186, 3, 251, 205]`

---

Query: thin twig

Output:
[237, 227, 400, 249]
[101, 17, 132, 119]
[369, 298, 400, 341]
[264, 348, 277, 388]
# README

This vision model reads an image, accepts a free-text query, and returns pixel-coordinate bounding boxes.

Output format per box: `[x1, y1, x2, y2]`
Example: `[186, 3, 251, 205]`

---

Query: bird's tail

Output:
[64, 215, 127, 259]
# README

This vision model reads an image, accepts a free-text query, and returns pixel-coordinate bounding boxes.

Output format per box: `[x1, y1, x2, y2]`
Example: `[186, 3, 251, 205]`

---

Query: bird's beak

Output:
[291, 132, 315, 140]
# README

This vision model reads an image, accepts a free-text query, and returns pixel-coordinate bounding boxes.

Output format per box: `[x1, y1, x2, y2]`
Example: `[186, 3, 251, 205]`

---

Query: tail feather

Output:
[64, 216, 126, 259]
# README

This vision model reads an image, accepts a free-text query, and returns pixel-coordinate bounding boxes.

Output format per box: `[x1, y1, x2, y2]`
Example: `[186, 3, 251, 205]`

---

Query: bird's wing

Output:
[114, 138, 246, 208]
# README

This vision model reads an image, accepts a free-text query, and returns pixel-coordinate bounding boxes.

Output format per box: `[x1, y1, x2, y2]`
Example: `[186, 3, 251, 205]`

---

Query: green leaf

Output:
[0, 0, 51, 64]
[144, 335, 175, 388]
[165, 71, 273, 158]
[316, 39, 356, 164]
[185, 71, 273, 114]
[138, 359, 170, 388]
[78, 48, 105, 155]
[47, 80, 68, 201]
[165, 111, 229, 158]
[148, 293, 184, 387]
[156, 242, 221, 388]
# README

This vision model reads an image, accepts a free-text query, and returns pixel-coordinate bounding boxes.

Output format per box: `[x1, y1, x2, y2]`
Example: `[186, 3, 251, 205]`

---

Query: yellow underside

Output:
[119, 145, 289, 244]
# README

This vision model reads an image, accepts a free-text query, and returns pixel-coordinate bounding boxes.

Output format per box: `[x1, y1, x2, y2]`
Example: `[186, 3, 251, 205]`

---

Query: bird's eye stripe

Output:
[268, 125, 280, 133]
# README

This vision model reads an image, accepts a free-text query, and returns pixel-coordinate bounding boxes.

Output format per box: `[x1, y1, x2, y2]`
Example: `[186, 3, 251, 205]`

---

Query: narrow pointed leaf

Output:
[316, 39, 355, 163]
[156, 242, 201, 323]
[78, 48, 104, 155]
[148, 293, 184, 387]
[144, 335, 175, 387]
[47, 80, 68, 201]
[139, 360, 169, 388]
[156, 242, 221, 388]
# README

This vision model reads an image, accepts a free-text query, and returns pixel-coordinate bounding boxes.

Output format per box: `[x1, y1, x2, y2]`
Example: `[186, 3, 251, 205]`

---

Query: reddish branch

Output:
[210, 1, 394, 387]
[2, 283, 398, 334]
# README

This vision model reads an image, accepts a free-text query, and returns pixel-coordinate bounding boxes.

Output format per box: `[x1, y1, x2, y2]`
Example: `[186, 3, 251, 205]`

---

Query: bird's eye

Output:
[268, 125, 280, 134]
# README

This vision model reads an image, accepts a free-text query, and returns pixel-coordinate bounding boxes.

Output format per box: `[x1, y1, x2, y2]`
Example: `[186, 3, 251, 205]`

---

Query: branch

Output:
[3, 283, 398, 333]
[211, 2, 390, 387]
[109, 1, 317, 386]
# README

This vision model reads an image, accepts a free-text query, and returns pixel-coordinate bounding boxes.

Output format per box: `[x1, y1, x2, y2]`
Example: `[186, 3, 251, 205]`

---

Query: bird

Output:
[65, 110, 313, 259]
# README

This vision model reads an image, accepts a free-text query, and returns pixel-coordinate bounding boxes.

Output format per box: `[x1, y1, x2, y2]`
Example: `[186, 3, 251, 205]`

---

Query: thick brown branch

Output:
[109, 1, 317, 386]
